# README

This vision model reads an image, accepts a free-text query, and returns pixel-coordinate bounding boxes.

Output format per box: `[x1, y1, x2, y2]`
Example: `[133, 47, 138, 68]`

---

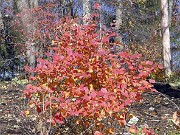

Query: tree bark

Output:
[161, 0, 172, 77]
[0, 10, 4, 30]
[115, 1, 124, 52]
[168, 0, 174, 26]
[83, 0, 90, 24]
[0, 9, 4, 47]
[15, 0, 38, 71]
[115, 1, 122, 39]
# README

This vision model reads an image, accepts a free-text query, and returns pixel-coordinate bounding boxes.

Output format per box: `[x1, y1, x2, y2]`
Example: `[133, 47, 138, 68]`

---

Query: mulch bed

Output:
[0, 83, 179, 135]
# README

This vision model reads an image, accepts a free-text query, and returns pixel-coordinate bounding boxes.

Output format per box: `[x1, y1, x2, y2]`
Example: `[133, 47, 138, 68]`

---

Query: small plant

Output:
[168, 70, 180, 82]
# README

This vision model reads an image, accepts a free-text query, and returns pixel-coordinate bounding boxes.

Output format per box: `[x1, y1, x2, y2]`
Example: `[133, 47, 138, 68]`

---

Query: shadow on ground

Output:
[154, 83, 180, 98]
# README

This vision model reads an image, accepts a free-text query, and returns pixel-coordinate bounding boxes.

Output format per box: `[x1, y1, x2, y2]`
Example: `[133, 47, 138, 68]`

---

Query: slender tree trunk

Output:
[168, 0, 174, 26]
[161, 0, 172, 77]
[0, 10, 4, 30]
[83, 0, 90, 24]
[114, 1, 124, 52]
[115, 1, 122, 42]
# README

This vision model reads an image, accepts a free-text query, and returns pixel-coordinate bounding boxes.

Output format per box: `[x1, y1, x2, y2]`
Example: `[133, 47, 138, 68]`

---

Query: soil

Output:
[0, 82, 180, 135]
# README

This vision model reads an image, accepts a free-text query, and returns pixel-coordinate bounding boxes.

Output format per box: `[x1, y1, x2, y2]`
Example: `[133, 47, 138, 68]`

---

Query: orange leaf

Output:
[128, 125, 138, 134]
[106, 127, 115, 134]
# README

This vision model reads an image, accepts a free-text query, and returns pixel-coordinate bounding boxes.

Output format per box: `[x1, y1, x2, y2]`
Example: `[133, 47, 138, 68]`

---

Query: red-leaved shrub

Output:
[24, 17, 161, 134]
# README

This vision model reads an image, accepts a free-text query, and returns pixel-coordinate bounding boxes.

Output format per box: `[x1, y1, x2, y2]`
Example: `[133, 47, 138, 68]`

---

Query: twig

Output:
[158, 91, 180, 110]
[148, 119, 160, 122]
[143, 112, 158, 118]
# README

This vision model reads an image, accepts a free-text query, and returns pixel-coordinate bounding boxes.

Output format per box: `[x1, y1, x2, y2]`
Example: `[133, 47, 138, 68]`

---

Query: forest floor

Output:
[0, 81, 180, 135]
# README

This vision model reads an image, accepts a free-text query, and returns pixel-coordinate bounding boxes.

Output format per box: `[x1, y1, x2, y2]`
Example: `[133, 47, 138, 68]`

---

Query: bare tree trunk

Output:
[161, 0, 172, 77]
[168, 0, 174, 26]
[0, 11, 3, 68]
[15, 0, 38, 71]
[114, 1, 124, 52]
[83, 0, 90, 24]
[115, 1, 122, 42]
[0, 10, 4, 30]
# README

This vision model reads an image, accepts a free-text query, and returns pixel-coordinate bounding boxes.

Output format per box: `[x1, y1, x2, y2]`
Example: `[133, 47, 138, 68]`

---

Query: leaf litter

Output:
[0, 82, 179, 134]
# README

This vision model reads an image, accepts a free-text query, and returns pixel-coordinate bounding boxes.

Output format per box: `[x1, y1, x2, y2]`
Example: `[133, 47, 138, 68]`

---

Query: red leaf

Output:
[70, 110, 79, 116]
[149, 79, 155, 83]
[37, 58, 44, 63]
[82, 95, 90, 101]
[119, 52, 128, 58]
[142, 127, 149, 134]
[84, 87, 89, 94]
[139, 72, 148, 77]
[93, 3, 101, 9]
[146, 61, 153, 65]
[133, 82, 141, 87]
[108, 32, 116, 37]
[90, 91, 97, 98]
[98, 49, 108, 55]
[53, 54, 60, 61]
[53, 116, 64, 124]
[92, 13, 99, 18]
[67, 48, 72, 56]
[118, 68, 125, 74]
[124, 99, 132, 106]
[37, 106, 42, 113]
[94, 131, 103, 135]
[120, 84, 127, 90]
[119, 104, 125, 110]
[102, 36, 109, 42]
[101, 88, 107, 93]
[158, 64, 163, 69]
[151, 89, 157, 92]
[130, 53, 141, 59]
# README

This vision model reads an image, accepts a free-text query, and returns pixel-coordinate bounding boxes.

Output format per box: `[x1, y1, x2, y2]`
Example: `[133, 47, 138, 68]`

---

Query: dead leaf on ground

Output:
[172, 110, 180, 130]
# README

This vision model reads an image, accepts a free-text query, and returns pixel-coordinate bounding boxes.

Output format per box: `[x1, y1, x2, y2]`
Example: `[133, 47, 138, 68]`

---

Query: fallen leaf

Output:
[128, 125, 138, 134]
[25, 110, 30, 116]
[106, 127, 115, 134]
[172, 110, 180, 130]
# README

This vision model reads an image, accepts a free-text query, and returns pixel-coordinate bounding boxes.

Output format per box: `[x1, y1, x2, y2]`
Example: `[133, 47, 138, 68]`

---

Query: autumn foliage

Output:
[23, 16, 162, 134]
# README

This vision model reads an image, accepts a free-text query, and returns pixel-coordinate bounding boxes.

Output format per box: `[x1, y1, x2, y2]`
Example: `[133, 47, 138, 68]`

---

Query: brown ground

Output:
[0, 82, 180, 135]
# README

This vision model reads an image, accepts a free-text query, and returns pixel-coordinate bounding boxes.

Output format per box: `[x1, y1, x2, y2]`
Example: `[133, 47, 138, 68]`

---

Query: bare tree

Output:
[82, 0, 90, 24]
[0, 8, 5, 66]
[0, 10, 4, 30]
[115, 0, 122, 42]
[161, 0, 172, 77]
[15, 0, 38, 71]
[168, 0, 174, 26]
